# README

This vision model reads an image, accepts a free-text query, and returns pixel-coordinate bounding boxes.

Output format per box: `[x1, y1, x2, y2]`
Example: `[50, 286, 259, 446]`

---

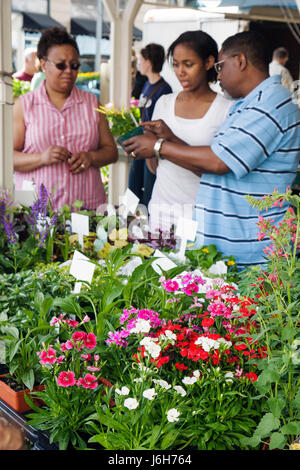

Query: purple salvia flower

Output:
[0, 192, 17, 245]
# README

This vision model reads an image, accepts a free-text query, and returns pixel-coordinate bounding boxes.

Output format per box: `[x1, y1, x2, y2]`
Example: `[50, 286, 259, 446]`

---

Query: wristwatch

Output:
[153, 138, 165, 160]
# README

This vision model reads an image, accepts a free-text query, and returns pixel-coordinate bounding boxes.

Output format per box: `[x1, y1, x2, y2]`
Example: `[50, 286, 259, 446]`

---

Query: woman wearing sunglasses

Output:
[13, 27, 118, 211]
[124, 30, 233, 231]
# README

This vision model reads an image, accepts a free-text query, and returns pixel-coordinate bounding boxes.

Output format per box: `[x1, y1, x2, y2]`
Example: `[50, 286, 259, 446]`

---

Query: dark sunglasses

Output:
[45, 58, 81, 71]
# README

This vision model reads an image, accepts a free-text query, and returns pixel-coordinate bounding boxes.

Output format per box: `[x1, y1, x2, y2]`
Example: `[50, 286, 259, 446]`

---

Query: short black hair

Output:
[221, 31, 271, 72]
[167, 30, 218, 83]
[140, 43, 166, 73]
[37, 27, 79, 60]
[273, 47, 289, 60]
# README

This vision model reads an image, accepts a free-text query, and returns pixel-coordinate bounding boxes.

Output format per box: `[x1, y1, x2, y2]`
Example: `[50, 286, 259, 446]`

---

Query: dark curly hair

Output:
[37, 27, 79, 60]
[167, 30, 218, 83]
[140, 43, 166, 74]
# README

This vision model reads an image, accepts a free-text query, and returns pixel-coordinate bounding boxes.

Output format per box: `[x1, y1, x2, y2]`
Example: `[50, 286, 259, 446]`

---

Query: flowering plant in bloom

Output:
[106, 307, 163, 348]
[25, 315, 107, 450]
[106, 270, 266, 386]
[239, 189, 300, 450]
[95, 101, 141, 137]
[27, 184, 58, 250]
[0, 185, 58, 272]
[89, 347, 260, 450]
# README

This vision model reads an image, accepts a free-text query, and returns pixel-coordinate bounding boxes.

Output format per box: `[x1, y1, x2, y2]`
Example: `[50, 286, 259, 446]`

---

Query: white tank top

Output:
[148, 92, 233, 230]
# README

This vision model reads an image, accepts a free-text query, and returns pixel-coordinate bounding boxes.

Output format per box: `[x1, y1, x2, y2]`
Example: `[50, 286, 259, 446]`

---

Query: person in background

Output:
[128, 43, 172, 208]
[131, 48, 147, 99]
[13, 48, 39, 82]
[123, 31, 300, 269]
[269, 47, 294, 92]
[143, 30, 233, 231]
[30, 66, 45, 91]
[13, 27, 118, 211]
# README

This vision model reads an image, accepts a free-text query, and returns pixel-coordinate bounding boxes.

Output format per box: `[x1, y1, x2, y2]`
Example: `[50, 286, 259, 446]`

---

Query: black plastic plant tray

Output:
[0, 398, 58, 450]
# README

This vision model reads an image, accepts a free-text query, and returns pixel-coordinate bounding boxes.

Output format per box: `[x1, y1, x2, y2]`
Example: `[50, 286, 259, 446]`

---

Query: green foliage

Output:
[12, 78, 30, 98]
[240, 188, 300, 449]
[96, 103, 141, 137]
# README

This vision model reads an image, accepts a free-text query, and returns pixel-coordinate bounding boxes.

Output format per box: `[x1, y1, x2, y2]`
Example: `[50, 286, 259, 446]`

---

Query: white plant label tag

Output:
[175, 217, 198, 261]
[120, 188, 139, 218]
[71, 213, 89, 249]
[151, 249, 177, 275]
[69, 250, 95, 293]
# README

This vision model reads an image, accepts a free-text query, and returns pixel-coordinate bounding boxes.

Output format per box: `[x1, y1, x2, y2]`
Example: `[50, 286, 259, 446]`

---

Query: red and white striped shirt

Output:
[15, 81, 106, 210]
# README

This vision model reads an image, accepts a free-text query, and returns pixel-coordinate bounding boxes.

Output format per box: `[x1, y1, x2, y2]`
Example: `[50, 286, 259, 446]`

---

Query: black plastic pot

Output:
[0, 398, 58, 450]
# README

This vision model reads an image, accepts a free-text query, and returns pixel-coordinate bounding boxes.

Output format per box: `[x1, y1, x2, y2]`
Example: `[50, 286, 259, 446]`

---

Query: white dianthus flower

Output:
[115, 386, 130, 395]
[194, 336, 217, 352]
[173, 385, 186, 397]
[224, 372, 234, 383]
[167, 408, 180, 423]
[153, 379, 171, 390]
[143, 388, 157, 400]
[182, 376, 197, 385]
[124, 398, 139, 410]
[140, 336, 161, 359]
[131, 318, 151, 334]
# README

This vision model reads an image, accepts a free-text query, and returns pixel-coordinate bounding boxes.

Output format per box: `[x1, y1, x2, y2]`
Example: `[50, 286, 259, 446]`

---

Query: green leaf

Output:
[267, 397, 285, 418]
[102, 283, 124, 307]
[282, 325, 295, 341]
[280, 422, 300, 435]
[257, 368, 280, 386]
[95, 411, 127, 432]
[160, 431, 178, 449]
[53, 296, 82, 317]
[293, 388, 300, 411]
[3, 326, 19, 339]
[269, 432, 286, 450]
[89, 433, 112, 449]
[255, 413, 280, 438]
[149, 425, 161, 448]
[9, 340, 22, 362]
[239, 435, 261, 448]
[21, 369, 35, 390]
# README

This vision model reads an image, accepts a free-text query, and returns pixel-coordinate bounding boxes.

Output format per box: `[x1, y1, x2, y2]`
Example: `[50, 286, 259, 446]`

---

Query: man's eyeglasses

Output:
[214, 60, 225, 74]
[45, 59, 81, 71]
[214, 54, 240, 74]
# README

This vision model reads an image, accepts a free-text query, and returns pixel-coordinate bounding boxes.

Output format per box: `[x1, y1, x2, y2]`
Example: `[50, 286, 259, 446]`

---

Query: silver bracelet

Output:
[153, 138, 165, 160]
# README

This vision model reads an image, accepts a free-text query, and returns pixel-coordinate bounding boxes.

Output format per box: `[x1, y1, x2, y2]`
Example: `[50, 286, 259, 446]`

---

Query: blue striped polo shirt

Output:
[194, 75, 300, 268]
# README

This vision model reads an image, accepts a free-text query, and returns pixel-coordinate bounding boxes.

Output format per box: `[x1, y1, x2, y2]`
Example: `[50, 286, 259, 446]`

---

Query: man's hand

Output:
[122, 133, 158, 159]
[142, 119, 176, 141]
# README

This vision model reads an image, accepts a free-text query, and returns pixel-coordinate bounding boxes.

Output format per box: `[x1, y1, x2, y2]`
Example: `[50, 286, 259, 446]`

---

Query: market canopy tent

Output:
[70, 17, 142, 40]
[22, 11, 65, 32]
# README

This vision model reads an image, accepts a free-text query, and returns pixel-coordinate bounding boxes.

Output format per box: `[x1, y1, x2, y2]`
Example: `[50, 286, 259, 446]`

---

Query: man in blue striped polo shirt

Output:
[193, 33, 300, 268]
[122, 31, 300, 268]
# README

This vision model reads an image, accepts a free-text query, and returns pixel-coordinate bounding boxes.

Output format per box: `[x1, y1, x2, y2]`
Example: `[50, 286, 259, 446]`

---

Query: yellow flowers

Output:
[107, 228, 129, 249]
[227, 260, 235, 266]
[187, 242, 195, 248]
[109, 228, 128, 242]
[202, 248, 210, 254]
[135, 244, 154, 258]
